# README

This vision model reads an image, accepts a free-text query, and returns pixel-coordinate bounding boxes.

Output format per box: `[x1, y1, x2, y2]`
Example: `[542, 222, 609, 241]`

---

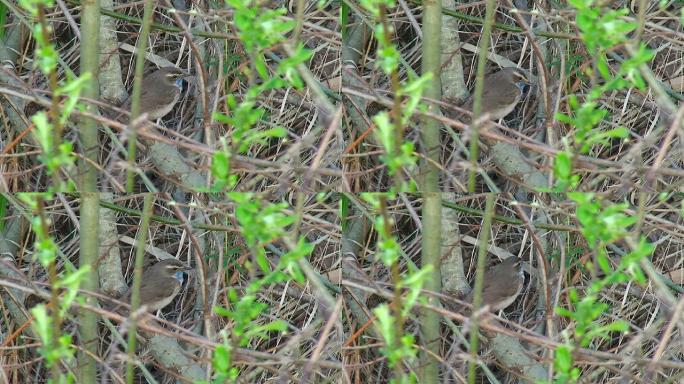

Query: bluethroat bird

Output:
[461, 67, 530, 121]
[122, 67, 189, 120]
[119, 258, 192, 312]
[464, 257, 524, 312]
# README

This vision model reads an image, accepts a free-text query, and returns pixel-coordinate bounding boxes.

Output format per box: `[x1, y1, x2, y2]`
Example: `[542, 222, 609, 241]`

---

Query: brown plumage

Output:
[120, 258, 191, 312]
[465, 257, 524, 312]
[122, 67, 189, 120]
[460, 67, 530, 121]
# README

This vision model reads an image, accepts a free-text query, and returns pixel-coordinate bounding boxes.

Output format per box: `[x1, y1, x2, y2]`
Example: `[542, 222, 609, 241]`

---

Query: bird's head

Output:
[152, 258, 192, 281]
[500, 67, 530, 92]
[154, 67, 190, 88]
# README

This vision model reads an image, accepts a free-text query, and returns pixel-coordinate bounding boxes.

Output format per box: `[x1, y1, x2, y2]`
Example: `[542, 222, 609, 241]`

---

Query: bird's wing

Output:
[122, 80, 178, 113]
[138, 276, 180, 305]
[140, 86, 178, 113]
[478, 83, 520, 114]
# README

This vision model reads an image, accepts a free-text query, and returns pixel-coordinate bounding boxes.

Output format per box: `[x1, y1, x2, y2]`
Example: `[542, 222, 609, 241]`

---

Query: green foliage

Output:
[340, 194, 350, 231]
[553, 150, 579, 191]
[209, 334, 240, 383]
[19, 0, 57, 75]
[359, 0, 431, 192]
[374, 112, 413, 186]
[277, 44, 311, 89]
[361, 193, 431, 383]
[570, 1, 636, 53]
[210, 194, 312, 381]
[570, 194, 635, 246]
[30, 72, 91, 190]
[0, 194, 6, 231]
[33, 225, 58, 267]
[553, 194, 654, 382]
[20, 193, 88, 384]
[31, 305, 76, 384]
[358, 0, 395, 17]
[226, 0, 293, 52]
[229, 193, 298, 273]
[373, 305, 418, 384]
[32, 112, 74, 181]
[553, 344, 580, 383]
[553, 1, 655, 192]
[55, 74, 92, 125]
[398, 266, 432, 318]
[214, 292, 287, 348]
[211, 1, 311, 191]
[34, 25, 58, 74]
[374, 73, 432, 191]
[55, 265, 91, 318]
[18, 0, 54, 16]
[210, 142, 236, 190]
[19, 0, 93, 192]
[0, 3, 7, 38]
[341, 0, 350, 39]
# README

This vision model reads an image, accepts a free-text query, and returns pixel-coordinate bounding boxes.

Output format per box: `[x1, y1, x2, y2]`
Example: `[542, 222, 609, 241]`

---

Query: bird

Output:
[121, 67, 189, 121]
[118, 258, 192, 313]
[460, 67, 530, 121]
[464, 257, 524, 312]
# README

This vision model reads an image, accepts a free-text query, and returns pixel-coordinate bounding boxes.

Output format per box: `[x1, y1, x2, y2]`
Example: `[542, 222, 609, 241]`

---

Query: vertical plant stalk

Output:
[419, 0, 442, 190]
[126, 0, 156, 192]
[79, 0, 101, 189]
[125, 194, 155, 384]
[340, 203, 373, 333]
[78, 193, 101, 382]
[467, 0, 497, 192]
[36, 197, 62, 380]
[419, 192, 442, 383]
[341, 18, 371, 143]
[467, 193, 495, 383]
[78, 1, 102, 380]
[35, 4, 62, 188]
[378, 196, 404, 380]
[376, 4, 405, 187]
[292, 0, 305, 43]
[418, 0, 443, 376]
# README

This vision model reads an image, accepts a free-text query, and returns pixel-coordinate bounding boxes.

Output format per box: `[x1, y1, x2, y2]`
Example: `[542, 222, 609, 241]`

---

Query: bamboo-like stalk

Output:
[419, 0, 443, 380]
[467, 0, 497, 192]
[419, 192, 442, 382]
[77, 0, 101, 382]
[126, 0, 156, 192]
[419, 0, 442, 190]
[467, 193, 496, 384]
[78, 0, 101, 186]
[126, 194, 155, 384]
[78, 193, 101, 382]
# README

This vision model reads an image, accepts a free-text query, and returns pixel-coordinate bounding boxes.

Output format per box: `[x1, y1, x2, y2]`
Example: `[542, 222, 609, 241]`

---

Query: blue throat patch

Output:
[174, 271, 185, 283]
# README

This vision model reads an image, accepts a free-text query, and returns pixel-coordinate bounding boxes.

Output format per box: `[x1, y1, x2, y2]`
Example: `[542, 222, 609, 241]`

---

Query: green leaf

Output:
[555, 344, 574, 372]
[213, 306, 232, 317]
[0, 3, 7, 38]
[31, 304, 50, 344]
[212, 151, 231, 179]
[554, 151, 573, 180]
[213, 344, 232, 373]
[340, 195, 349, 231]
